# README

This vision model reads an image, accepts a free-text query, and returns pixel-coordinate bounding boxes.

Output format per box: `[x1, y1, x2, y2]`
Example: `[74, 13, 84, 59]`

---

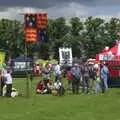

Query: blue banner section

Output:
[38, 29, 48, 43]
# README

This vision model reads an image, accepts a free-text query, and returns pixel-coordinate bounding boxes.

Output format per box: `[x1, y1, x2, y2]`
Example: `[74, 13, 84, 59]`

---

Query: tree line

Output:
[0, 17, 120, 60]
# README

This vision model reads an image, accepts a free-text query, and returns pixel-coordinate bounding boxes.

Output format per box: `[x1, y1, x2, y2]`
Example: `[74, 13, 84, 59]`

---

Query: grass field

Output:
[0, 77, 120, 120]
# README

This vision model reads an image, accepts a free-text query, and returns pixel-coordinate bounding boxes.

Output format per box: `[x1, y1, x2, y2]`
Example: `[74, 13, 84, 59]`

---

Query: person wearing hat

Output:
[71, 63, 81, 94]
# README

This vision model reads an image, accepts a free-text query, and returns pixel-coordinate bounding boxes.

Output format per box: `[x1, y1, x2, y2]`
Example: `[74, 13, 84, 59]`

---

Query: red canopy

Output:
[108, 43, 120, 60]
[96, 42, 120, 61]
[96, 42, 120, 77]
[109, 44, 118, 55]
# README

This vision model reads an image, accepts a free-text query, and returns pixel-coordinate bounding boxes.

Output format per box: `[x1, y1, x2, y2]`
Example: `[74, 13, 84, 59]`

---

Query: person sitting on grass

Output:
[46, 80, 53, 94]
[36, 80, 53, 94]
[36, 81, 46, 94]
[52, 80, 65, 96]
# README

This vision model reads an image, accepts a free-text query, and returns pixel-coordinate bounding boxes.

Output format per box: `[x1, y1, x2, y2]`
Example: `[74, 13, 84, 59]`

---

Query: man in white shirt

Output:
[54, 64, 61, 82]
[4, 70, 12, 97]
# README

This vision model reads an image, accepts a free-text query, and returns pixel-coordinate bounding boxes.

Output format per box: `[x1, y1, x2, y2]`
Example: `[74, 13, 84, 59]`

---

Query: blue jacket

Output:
[100, 65, 109, 80]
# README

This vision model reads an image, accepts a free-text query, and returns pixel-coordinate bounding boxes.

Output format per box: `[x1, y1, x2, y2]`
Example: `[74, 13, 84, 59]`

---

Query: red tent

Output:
[109, 44, 118, 55]
[96, 42, 120, 61]
[107, 42, 120, 77]
[96, 42, 120, 77]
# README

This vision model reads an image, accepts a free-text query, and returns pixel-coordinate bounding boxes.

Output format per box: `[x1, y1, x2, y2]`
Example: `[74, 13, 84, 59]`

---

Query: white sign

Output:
[99, 54, 114, 61]
[59, 48, 72, 66]
[14, 62, 31, 71]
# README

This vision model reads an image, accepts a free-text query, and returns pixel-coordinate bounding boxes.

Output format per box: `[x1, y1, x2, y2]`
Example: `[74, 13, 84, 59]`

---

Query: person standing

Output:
[66, 67, 72, 90]
[4, 70, 13, 97]
[100, 63, 109, 93]
[54, 63, 61, 82]
[43, 64, 51, 87]
[71, 63, 81, 94]
[35, 64, 41, 76]
[0, 69, 6, 96]
[89, 66, 97, 92]
[0, 70, 3, 96]
[82, 63, 90, 94]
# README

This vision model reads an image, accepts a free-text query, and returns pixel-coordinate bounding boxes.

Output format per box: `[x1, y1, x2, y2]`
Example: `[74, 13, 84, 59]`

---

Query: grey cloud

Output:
[93, 0, 120, 6]
[0, 2, 88, 20]
[0, 0, 56, 8]
[0, 0, 96, 8]
[0, 0, 120, 8]
[0, 1, 120, 21]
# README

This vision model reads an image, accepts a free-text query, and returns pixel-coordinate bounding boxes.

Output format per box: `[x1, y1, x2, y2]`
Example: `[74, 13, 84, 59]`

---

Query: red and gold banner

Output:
[24, 13, 48, 44]
[24, 28, 37, 43]
[37, 13, 48, 29]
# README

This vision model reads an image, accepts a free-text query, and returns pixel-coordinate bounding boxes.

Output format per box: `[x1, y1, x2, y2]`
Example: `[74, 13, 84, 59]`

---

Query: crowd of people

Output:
[0, 60, 109, 97]
[35, 61, 110, 96]
[35, 63, 65, 96]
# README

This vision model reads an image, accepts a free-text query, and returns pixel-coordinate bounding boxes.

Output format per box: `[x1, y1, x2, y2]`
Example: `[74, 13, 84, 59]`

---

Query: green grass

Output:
[0, 77, 120, 120]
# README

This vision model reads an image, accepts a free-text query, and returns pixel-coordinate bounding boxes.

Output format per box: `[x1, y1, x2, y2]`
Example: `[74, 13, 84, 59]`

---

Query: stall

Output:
[96, 42, 120, 87]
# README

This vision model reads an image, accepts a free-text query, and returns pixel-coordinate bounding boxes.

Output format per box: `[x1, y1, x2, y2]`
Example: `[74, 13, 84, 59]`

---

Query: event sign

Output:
[59, 48, 72, 66]
[13, 61, 33, 71]
[99, 54, 114, 61]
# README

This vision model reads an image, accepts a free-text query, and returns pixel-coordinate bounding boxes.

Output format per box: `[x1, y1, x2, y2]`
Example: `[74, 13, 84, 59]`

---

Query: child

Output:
[52, 80, 65, 96]
[94, 74, 101, 93]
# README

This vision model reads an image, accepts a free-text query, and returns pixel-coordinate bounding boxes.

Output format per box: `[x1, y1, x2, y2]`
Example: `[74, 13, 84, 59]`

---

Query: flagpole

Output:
[19, 12, 30, 98]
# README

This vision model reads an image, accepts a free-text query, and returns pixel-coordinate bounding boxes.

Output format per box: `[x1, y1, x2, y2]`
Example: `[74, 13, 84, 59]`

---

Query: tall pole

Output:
[25, 40, 30, 98]
[19, 12, 30, 98]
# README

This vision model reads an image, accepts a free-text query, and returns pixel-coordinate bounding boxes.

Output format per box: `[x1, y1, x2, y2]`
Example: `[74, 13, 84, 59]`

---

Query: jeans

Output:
[101, 76, 108, 93]
[103, 77, 108, 89]
[83, 76, 90, 93]
[55, 73, 61, 82]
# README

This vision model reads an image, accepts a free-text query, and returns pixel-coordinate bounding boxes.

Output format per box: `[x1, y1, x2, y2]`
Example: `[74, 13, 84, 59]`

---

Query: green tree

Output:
[84, 17, 105, 58]
[0, 19, 25, 58]
[48, 17, 70, 59]
[105, 18, 120, 47]
[70, 17, 83, 36]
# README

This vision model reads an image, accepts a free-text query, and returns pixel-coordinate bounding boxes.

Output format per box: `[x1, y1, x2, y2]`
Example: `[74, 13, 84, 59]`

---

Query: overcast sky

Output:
[0, 0, 120, 21]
